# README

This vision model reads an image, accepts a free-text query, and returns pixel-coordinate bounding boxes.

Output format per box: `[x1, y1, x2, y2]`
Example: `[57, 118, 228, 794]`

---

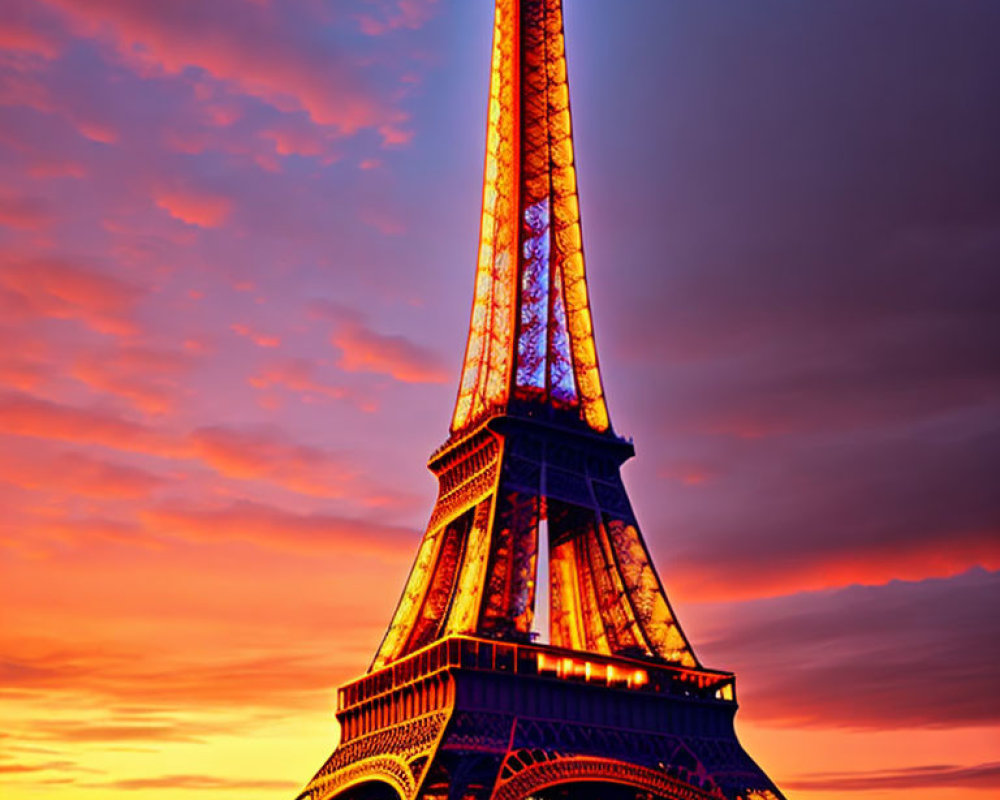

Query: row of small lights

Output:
[536, 653, 649, 689]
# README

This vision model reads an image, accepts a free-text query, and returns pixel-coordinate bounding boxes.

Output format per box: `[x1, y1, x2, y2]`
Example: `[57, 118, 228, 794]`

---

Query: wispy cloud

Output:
[153, 186, 232, 229]
[0, 257, 143, 337]
[0, 392, 177, 456]
[785, 761, 1000, 791]
[41, 0, 409, 138]
[311, 302, 449, 384]
[143, 499, 416, 558]
[0, 444, 165, 498]
[90, 774, 299, 791]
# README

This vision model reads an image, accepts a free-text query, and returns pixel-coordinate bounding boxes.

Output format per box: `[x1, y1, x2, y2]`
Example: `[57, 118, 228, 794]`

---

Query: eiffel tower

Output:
[295, 2, 785, 798]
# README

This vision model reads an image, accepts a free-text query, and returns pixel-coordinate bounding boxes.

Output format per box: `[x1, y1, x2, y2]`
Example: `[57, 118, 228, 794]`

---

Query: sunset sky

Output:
[1, 1, 998, 798]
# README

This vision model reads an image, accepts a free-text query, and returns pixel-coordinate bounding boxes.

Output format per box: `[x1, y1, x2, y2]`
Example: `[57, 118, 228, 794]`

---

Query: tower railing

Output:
[336, 635, 737, 744]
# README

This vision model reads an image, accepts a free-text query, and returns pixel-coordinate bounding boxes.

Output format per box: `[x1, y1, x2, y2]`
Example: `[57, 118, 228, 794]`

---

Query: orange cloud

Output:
[71, 345, 194, 415]
[143, 500, 415, 559]
[0, 392, 177, 457]
[0, 257, 142, 336]
[783, 762, 1000, 792]
[154, 187, 232, 228]
[0, 760, 88, 776]
[669, 528, 1000, 603]
[0, 444, 165, 499]
[2, 633, 340, 707]
[0, 355, 48, 391]
[188, 426, 353, 498]
[0, 393, 394, 500]
[94, 775, 299, 791]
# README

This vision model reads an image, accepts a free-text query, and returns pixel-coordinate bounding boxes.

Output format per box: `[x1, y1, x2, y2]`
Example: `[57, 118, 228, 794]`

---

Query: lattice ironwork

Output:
[374, 419, 698, 669]
[294, 2, 785, 799]
[494, 753, 724, 800]
[453, 0, 608, 435]
[301, 713, 448, 800]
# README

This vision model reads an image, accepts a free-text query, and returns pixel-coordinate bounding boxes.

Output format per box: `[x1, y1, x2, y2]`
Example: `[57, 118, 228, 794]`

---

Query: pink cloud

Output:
[659, 463, 717, 487]
[0, 192, 52, 230]
[359, 205, 406, 235]
[74, 119, 118, 144]
[0, 257, 142, 336]
[358, 0, 440, 36]
[204, 102, 241, 127]
[248, 358, 376, 411]
[153, 187, 232, 228]
[249, 358, 345, 399]
[260, 125, 333, 160]
[28, 158, 87, 179]
[0, 17, 61, 60]
[42, 0, 406, 137]
[333, 321, 448, 384]
[0, 0, 62, 60]
[230, 322, 280, 348]
[376, 123, 414, 147]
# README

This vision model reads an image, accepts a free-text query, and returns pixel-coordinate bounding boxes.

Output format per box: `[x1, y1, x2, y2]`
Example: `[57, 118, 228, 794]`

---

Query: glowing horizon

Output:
[1, 0, 998, 798]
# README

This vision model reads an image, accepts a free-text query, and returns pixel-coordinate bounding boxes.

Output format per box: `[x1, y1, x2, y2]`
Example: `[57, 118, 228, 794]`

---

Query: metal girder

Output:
[373, 420, 698, 670]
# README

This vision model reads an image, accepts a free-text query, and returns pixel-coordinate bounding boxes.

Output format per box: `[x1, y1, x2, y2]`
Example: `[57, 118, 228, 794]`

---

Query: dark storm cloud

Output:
[572, 0, 1000, 597]
[653, 421, 1000, 599]
[598, 0, 1000, 416]
[690, 569, 1000, 728]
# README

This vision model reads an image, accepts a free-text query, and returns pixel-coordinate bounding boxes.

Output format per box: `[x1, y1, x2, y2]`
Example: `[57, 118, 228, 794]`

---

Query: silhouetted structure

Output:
[295, 2, 785, 798]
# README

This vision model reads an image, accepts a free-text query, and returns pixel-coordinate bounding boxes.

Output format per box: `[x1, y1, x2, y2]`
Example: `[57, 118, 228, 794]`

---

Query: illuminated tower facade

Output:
[295, 2, 785, 799]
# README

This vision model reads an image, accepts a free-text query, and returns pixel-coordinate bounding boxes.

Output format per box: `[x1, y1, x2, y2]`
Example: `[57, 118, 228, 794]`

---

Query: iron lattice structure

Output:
[296, 2, 785, 799]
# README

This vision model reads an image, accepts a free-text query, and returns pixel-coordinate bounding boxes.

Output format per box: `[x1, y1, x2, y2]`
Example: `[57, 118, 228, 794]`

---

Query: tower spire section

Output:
[372, 0, 697, 674]
[453, 0, 608, 435]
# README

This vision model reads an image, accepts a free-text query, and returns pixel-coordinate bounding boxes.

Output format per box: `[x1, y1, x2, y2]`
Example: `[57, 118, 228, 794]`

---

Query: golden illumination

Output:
[451, 0, 609, 435]
[536, 652, 650, 689]
[374, 0, 695, 675]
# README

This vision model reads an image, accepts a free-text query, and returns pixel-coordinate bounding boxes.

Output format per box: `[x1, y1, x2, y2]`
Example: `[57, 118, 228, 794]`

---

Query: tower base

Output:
[295, 636, 784, 800]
